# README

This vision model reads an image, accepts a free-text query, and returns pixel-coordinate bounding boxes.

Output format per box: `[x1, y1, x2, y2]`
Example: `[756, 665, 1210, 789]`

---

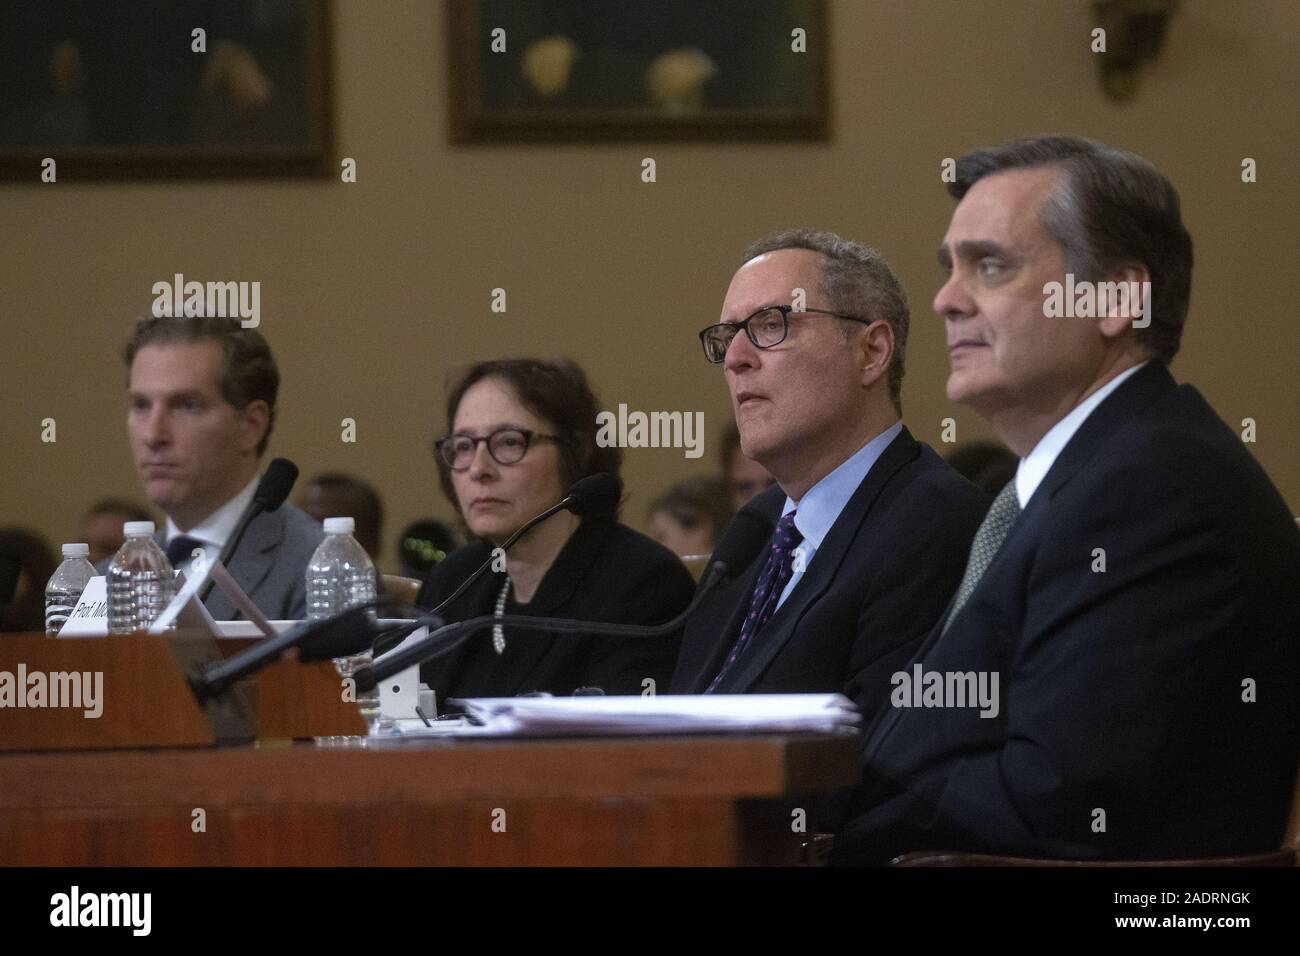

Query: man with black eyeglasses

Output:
[670, 230, 986, 738]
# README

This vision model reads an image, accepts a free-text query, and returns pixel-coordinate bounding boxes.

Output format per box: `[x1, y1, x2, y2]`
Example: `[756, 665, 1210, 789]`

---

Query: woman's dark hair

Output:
[436, 358, 623, 521]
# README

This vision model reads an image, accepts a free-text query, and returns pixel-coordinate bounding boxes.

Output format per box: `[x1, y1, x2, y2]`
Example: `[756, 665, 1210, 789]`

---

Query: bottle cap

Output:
[324, 517, 355, 534]
[123, 521, 156, 537]
[61, 543, 90, 558]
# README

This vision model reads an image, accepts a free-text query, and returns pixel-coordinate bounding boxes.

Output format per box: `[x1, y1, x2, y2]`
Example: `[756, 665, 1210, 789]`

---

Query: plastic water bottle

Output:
[106, 521, 177, 634]
[44, 543, 97, 635]
[306, 517, 377, 619]
[306, 517, 379, 732]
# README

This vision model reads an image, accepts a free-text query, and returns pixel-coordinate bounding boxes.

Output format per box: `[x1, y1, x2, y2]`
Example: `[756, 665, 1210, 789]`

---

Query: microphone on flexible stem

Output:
[191, 474, 623, 702]
[190, 595, 421, 702]
[198, 458, 299, 605]
[353, 502, 774, 693]
[422, 472, 622, 619]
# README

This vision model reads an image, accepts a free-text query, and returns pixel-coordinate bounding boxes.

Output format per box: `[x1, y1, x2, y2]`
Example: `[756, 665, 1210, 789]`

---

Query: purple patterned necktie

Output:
[706, 512, 803, 693]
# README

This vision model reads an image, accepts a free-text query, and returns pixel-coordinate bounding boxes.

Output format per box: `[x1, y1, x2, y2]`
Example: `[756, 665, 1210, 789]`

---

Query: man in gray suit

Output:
[119, 315, 323, 619]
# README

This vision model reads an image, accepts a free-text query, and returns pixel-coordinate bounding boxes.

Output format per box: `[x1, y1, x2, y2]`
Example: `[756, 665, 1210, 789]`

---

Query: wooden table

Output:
[0, 733, 859, 865]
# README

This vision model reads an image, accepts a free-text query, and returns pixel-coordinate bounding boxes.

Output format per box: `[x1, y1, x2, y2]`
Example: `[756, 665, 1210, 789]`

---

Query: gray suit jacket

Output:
[97, 506, 325, 621]
[193, 505, 325, 621]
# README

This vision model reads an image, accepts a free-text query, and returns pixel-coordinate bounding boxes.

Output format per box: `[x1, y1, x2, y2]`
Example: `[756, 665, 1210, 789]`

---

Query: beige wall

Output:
[3, 0, 1297, 570]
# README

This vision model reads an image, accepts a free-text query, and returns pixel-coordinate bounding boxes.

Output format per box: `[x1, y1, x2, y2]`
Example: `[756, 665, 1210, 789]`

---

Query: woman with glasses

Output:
[416, 358, 696, 705]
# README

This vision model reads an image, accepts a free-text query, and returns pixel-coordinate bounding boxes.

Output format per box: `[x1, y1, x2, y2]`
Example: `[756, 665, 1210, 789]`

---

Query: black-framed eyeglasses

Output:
[434, 428, 565, 471]
[698, 305, 873, 364]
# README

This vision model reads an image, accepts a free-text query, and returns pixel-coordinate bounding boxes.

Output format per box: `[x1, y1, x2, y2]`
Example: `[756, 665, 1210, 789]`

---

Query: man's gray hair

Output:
[949, 135, 1193, 363]
[741, 229, 909, 412]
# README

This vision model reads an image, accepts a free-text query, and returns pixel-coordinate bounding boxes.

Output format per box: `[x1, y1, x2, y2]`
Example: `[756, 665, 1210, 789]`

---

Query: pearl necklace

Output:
[493, 575, 511, 654]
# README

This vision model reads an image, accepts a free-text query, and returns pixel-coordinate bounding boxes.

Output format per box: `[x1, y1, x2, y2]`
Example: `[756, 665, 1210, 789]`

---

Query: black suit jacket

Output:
[669, 426, 987, 729]
[415, 518, 694, 704]
[835, 363, 1300, 863]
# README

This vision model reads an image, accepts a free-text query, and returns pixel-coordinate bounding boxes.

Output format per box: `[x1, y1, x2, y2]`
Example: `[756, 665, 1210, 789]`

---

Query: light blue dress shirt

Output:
[775, 421, 904, 609]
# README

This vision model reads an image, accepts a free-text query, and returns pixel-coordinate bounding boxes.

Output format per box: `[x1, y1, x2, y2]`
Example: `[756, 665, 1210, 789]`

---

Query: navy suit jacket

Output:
[834, 363, 1300, 863]
[669, 426, 987, 735]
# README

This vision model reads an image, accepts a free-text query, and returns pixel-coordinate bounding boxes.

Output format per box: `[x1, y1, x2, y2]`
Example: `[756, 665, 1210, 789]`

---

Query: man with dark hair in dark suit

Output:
[835, 136, 1300, 863]
[673, 230, 986, 736]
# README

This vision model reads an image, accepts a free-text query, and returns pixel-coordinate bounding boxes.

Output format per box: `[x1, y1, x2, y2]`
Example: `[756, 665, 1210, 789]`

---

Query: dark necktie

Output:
[165, 535, 205, 567]
[940, 480, 1022, 635]
[706, 512, 803, 693]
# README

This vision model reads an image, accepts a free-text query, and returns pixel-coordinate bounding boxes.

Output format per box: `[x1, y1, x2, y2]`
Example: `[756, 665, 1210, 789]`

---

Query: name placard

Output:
[58, 577, 109, 637]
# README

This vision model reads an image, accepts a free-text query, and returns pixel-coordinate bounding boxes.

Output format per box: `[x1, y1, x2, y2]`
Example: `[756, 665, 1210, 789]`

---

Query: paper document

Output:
[428, 693, 861, 737]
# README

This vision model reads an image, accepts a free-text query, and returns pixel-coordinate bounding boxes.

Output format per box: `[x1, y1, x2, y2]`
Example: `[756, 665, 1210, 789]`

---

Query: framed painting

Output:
[0, 0, 333, 180]
[447, 0, 829, 143]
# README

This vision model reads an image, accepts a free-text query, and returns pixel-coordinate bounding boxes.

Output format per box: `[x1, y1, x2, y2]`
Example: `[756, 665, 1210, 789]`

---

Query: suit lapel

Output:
[206, 510, 280, 620]
[717, 428, 922, 693]
[676, 487, 783, 693]
[1040, 361, 1175, 502]
[502, 520, 608, 696]
[684, 553, 767, 693]
[424, 561, 496, 703]
[861, 364, 1178, 756]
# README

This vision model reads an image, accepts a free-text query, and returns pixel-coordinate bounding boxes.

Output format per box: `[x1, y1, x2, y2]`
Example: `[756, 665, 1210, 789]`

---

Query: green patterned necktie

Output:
[941, 480, 1022, 635]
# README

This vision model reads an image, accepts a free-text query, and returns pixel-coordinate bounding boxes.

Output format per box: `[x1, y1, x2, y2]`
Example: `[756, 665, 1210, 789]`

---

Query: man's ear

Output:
[857, 319, 895, 389]
[1099, 263, 1152, 338]
[239, 399, 270, 454]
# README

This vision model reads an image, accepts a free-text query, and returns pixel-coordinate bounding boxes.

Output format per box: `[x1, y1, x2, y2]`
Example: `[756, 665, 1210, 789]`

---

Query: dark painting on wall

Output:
[0, 0, 332, 180]
[448, 0, 829, 142]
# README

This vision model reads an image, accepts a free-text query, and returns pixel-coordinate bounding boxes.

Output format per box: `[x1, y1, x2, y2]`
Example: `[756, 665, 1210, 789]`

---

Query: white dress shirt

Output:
[164, 474, 259, 573]
[1015, 362, 1147, 509]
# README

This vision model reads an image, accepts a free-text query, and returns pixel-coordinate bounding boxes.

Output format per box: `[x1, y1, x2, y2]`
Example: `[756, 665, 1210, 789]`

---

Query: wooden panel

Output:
[0, 734, 858, 807]
[0, 632, 367, 749]
[253, 659, 367, 739]
[0, 799, 739, 866]
[202, 635, 368, 739]
[0, 734, 859, 865]
[0, 634, 213, 751]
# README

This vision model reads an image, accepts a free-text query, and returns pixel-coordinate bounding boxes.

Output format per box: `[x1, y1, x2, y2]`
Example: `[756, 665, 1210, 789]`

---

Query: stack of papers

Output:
[412, 694, 862, 738]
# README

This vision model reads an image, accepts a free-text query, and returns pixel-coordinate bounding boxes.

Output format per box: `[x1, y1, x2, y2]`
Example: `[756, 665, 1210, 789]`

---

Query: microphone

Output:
[189, 474, 624, 700]
[191, 498, 770, 704]
[353, 501, 773, 693]
[199, 458, 299, 605]
[420, 472, 622, 620]
[691, 502, 773, 594]
[561, 472, 623, 517]
[190, 597, 420, 701]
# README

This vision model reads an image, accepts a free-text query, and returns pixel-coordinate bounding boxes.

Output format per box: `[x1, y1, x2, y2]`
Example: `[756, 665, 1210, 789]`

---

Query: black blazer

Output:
[415, 518, 694, 705]
[835, 363, 1300, 863]
[669, 426, 987, 729]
